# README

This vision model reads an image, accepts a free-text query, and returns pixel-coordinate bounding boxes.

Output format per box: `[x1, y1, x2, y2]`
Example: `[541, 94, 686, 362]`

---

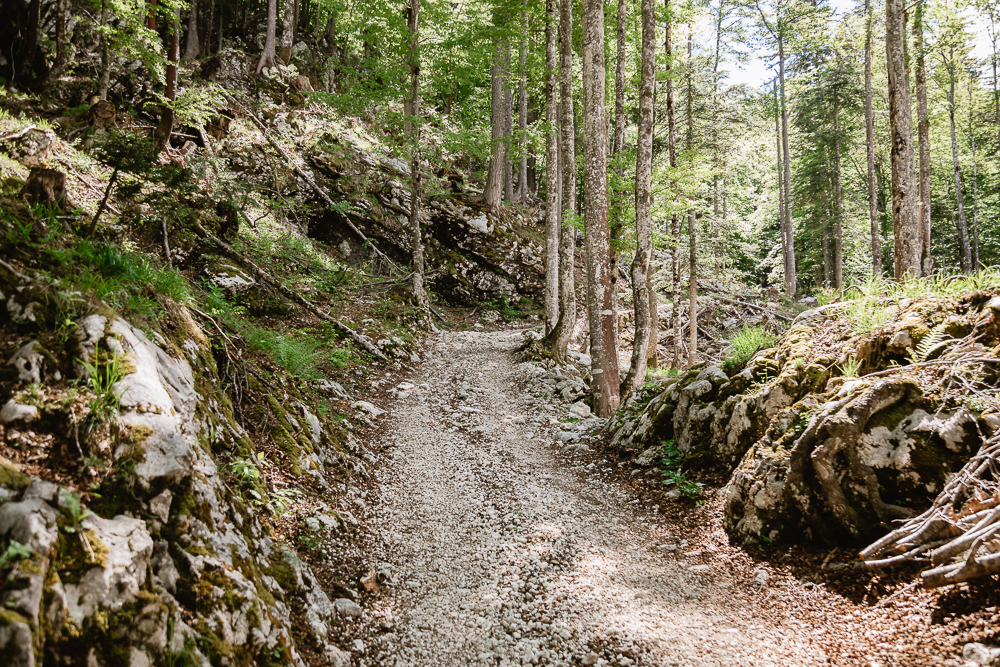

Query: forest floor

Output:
[315, 328, 999, 667]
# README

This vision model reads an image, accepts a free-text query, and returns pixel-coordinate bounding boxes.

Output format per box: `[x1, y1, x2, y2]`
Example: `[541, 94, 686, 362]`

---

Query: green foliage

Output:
[59, 491, 93, 534]
[660, 440, 703, 499]
[242, 326, 323, 377]
[727, 325, 778, 366]
[838, 355, 862, 378]
[0, 541, 33, 568]
[79, 351, 127, 427]
[906, 323, 954, 365]
[815, 287, 839, 307]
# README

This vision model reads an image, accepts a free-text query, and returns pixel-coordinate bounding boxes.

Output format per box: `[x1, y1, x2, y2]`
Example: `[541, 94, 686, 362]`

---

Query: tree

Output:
[622, 0, 655, 394]
[156, 15, 181, 151]
[544, 0, 561, 333]
[514, 7, 529, 204]
[257, 0, 279, 71]
[686, 28, 697, 367]
[666, 0, 682, 369]
[279, 0, 295, 64]
[407, 0, 429, 310]
[484, 3, 507, 209]
[543, 0, 577, 361]
[581, 0, 620, 416]
[184, 0, 201, 60]
[754, 0, 797, 295]
[914, 0, 932, 275]
[865, 0, 882, 277]
[885, 0, 921, 279]
[943, 44, 972, 272]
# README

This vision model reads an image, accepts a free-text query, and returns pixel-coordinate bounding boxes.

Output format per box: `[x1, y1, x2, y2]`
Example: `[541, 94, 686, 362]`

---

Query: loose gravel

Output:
[355, 330, 830, 667]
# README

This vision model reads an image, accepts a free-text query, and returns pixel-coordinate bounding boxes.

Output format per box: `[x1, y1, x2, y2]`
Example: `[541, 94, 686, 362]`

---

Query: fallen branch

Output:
[191, 221, 388, 361]
[0, 124, 37, 142]
[712, 295, 792, 322]
[214, 85, 403, 276]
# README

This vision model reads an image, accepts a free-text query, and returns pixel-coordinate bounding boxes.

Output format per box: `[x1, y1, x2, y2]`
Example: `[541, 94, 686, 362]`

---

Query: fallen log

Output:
[712, 295, 792, 322]
[191, 221, 388, 361]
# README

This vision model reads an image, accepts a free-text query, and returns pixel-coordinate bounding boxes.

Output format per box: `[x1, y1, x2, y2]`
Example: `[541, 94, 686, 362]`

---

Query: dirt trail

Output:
[359, 330, 826, 667]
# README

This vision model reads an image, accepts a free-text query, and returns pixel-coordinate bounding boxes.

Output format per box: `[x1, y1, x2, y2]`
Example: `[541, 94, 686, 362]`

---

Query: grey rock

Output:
[8, 341, 46, 384]
[554, 431, 578, 442]
[351, 400, 386, 418]
[334, 597, 363, 618]
[148, 489, 173, 522]
[568, 402, 591, 419]
[324, 645, 351, 666]
[963, 643, 1000, 665]
[0, 400, 38, 424]
[204, 261, 256, 294]
[634, 447, 661, 467]
[0, 617, 34, 667]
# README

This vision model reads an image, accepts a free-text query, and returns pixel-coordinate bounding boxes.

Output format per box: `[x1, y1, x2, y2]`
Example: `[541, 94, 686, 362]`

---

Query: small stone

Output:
[555, 431, 578, 442]
[962, 643, 1000, 665]
[334, 597, 363, 618]
[0, 400, 38, 424]
[351, 401, 386, 418]
[754, 568, 769, 586]
[352, 638, 366, 653]
[582, 653, 600, 665]
[324, 644, 351, 667]
[148, 489, 172, 522]
[568, 402, 591, 419]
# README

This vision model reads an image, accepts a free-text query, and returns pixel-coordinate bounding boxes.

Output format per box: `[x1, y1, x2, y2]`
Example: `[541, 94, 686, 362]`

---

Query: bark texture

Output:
[581, 0, 620, 416]
[544, 0, 561, 333]
[865, 0, 882, 278]
[184, 0, 201, 60]
[947, 51, 972, 273]
[622, 0, 655, 395]
[484, 12, 506, 210]
[407, 0, 428, 310]
[914, 3, 932, 276]
[278, 0, 295, 64]
[256, 0, 278, 71]
[666, 0, 682, 370]
[885, 0, 921, 279]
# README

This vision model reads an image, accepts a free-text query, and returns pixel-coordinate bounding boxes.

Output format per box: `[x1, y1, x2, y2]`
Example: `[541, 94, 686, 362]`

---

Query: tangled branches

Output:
[861, 434, 1000, 588]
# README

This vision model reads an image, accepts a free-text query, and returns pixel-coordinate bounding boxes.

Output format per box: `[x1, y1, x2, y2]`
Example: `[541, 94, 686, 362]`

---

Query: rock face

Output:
[0, 283, 360, 664]
[609, 291, 1000, 547]
[307, 136, 546, 305]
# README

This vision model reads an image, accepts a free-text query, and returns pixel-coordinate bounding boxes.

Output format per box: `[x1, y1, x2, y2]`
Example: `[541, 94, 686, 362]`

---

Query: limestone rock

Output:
[0, 400, 38, 424]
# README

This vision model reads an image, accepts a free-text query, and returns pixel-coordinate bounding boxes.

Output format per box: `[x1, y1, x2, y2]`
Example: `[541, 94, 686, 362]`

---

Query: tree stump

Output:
[19, 167, 71, 210]
[2, 128, 57, 167]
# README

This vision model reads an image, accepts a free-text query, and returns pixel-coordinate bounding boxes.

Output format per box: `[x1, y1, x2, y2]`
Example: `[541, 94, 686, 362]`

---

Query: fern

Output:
[906, 323, 953, 365]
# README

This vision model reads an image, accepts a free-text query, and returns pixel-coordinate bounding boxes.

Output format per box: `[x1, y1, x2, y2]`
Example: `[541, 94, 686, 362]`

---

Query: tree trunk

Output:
[544, 0, 561, 333]
[822, 216, 831, 286]
[865, 0, 882, 278]
[503, 39, 515, 204]
[608, 0, 627, 348]
[484, 7, 506, 210]
[581, 0, 620, 417]
[914, 2, 932, 275]
[204, 0, 214, 56]
[278, 0, 294, 64]
[666, 0, 681, 370]
[184, 0, 200, 60]
[545, 0, 577, 362]
[515, 11, 528, 204]
[622, 0, 655, 395]
[885, 0, 920, 279]
[687, 28, 697, 368]
[256, 0, 278, 71]
[970, 83, 980, 270]
[834, 94, 843, 290]
[156, 17, 180, 151]
[407, 0, 428, 310]
[99, 0, 110, 100]
[947, 51, 972, 274]
[773, 78, 787, 290]
[777, 33, 795, 295]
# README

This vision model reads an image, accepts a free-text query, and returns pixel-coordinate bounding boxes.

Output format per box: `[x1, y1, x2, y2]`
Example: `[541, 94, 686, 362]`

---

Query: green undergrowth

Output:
[725, 324, 779, 369]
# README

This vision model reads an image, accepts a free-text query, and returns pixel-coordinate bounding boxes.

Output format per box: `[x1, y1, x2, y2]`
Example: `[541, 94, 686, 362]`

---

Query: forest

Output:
[2, 0, 1000, 664]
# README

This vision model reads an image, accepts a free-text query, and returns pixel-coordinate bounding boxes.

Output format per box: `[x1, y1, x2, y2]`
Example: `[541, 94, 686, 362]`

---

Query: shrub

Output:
[727, 324, 778, 366]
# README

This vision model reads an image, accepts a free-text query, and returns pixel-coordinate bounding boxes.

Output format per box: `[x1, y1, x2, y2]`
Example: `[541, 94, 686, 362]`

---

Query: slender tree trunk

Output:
[886, 0, 920, 279]
[777, 34, 795, 295]
[54, 0, 66, 69]
[484, 6, 506, 210]
[666, 0, 682, 370]
[622, 0, 655, 395]
[834, 95, 843, 290]
[515, 9, 528, 204]
[148, 0, 156, 30]
[822, 216, 831, 286]
[278, 0, 295, 63]
[970, 85, 980, 270]
[865, 0, 882, 278]
[205, 0, 214, 56]
[99, 0, 110, 100]
[256, 0, 278, 71]
[686, 29, 697, 368]
[407, 0, 428, 310]
[546, 0, 577, 361]
[581, 0, 620, 416]
[503, 40, 515, 204]
[608, 0, 627, 348]
[544, 0, 561, 333]
[156, 18, 180, 151]
[914, 2, 932, 275]
[947, 52, 972, 273]
[184, 0, 200, 60]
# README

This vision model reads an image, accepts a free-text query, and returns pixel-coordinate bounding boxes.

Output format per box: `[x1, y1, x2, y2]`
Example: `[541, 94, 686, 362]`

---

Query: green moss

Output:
[52, 529, 109, 584]
[0, 461, 30, 491]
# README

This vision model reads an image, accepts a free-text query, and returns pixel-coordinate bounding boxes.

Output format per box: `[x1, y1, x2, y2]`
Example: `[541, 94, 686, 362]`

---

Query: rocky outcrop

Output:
[306, 134, 546, 305]
[0, 270, 364, 665]
[610, 291, 1000, 547]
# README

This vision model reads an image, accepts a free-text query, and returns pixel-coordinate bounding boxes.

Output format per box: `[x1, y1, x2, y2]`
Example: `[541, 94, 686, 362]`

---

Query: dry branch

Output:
[191, 221, 388, 361]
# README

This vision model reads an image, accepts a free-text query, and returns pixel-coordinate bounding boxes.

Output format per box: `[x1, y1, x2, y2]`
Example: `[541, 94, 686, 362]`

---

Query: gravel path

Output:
[362, 330, 828, 667]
